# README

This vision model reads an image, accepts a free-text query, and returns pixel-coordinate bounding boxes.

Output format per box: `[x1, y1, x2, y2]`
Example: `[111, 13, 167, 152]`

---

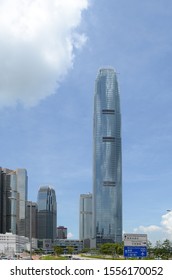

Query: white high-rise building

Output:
[79, 193, 92, 246]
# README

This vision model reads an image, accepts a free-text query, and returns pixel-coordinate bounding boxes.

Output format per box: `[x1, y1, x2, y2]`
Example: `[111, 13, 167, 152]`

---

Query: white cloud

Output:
[0, 0, 89, 107]
[133, 212, 172, 244]
[134, 225, 161, 233]
[67, 232, 74, 239]
[161, 211, 172, 236]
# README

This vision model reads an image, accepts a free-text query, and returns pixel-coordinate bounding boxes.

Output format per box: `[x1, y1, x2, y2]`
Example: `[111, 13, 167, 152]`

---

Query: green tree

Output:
[81, 247, 90, 253]
[100, 243, 116, 256]
[162, 239, 172, 259]
[115, 242, 124, 256]
[54, 246, 63, 256]
[66, 246, 74, 255]
[153, 240, 163, 258]
[147, 240, 153, 257]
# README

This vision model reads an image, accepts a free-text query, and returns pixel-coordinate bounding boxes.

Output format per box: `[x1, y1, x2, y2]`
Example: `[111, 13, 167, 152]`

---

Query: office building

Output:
[79, 193, 92, 247]
[0, 167, 14, 234]
[15, 169, 28, 237]
[37, 186, 57, 240]
[92, 68, 122, 246]
[57, 226, 67, 239]
[26, 201, 38, 239]
[54, 239, 83, 254]
[0, 167, 28, 236]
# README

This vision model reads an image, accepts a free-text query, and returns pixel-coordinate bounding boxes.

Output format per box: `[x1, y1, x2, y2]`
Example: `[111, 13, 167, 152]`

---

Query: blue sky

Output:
[0, 0, 172, 244]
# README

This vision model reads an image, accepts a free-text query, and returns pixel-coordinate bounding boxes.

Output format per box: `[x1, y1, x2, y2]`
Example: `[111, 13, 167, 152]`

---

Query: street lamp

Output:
[9, 193, 33, 259]
[28, 201, 32, 260]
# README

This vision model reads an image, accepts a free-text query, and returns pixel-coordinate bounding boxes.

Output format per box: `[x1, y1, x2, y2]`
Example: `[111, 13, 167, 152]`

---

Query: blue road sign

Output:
[124, 246, 147, 258]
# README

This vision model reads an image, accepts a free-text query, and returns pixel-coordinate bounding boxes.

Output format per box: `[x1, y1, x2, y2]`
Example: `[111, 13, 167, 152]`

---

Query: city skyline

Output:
[0, 0, 172, 244]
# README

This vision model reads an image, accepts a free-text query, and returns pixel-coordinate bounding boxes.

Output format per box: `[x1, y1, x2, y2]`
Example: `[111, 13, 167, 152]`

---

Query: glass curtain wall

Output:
[37, 186, 57, 240]
[93, 68, 122, 245]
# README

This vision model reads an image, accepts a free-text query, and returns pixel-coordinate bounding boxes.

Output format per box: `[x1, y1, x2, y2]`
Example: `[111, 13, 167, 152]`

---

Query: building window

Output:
[102, 109, 115, 114]
[102, 137, 115, 142]
[103, 181, 116, 187]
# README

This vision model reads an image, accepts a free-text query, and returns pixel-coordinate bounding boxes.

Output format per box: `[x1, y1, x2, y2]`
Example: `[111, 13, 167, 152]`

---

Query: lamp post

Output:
[29, 201, 32, 260]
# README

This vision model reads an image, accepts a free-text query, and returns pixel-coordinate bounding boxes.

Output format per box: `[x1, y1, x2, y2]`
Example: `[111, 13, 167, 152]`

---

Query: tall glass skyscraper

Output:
[93, 68, 122, 246]
[37, 186, 57, 240]
[0, 167, 28, 236]
[16, 168, 28, 237]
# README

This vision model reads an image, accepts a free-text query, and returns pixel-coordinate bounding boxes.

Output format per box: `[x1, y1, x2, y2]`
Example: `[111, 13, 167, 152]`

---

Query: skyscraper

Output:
[37, 186, 57, 240]
[79, 193, 92, 246]
[92, 68, 122, 246]
[0, 167, 28, 236]
[26, 201, 38, 239]
[15, 168, 28, 237]
[0, 167, 14, 234]
[56, 226, 67, 239]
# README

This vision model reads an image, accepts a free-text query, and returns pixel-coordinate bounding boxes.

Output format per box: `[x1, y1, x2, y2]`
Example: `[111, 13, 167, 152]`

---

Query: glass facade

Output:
[37, 186, 57, 240]
[6, 172, 17, 235]
[16, 169, 28, 237]
[26, 202, 38, 239]
[0, 168, 28, 236]
[93, 68, 122, 245]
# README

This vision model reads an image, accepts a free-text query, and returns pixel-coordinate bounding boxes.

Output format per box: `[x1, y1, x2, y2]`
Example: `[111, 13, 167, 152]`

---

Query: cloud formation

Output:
[134, 212, 172, 243]
[134, 225, 161, 233]
[0, 0, 89, 107]
[67, 232, 74, 239]
[161, 211, 172, 237]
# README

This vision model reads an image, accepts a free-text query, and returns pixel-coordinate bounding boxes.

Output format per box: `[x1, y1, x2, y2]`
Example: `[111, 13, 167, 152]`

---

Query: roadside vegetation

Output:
[80, 239, 172, 260]
[32, 239, 172, 260]
[40, 255, 67, 260]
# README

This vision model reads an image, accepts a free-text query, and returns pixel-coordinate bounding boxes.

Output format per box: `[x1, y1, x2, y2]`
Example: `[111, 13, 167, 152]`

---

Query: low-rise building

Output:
[54, 239, 83, 254]
[0, 232, 28, 255]
[0, 232, 37, 255]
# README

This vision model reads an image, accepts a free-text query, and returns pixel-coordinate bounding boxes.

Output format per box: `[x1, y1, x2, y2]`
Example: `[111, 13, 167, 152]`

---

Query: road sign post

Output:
[124, 234, 147, 258]
[124, 246, 147, 258]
